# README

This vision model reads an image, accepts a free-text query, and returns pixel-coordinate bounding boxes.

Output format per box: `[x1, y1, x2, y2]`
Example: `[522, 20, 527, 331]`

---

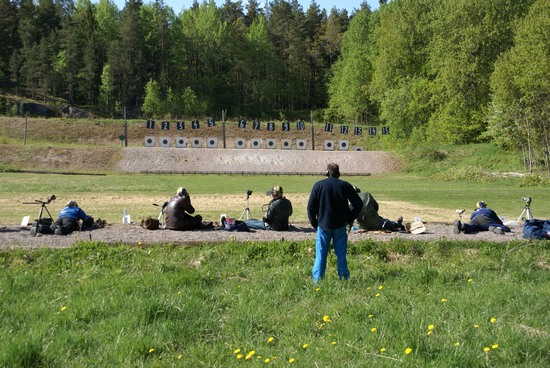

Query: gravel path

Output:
[0, 222, 527, 250]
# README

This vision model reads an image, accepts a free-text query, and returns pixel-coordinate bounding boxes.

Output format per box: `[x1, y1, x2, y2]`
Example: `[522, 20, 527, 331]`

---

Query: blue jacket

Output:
[470, 207, 503, 225]
[58, 206, 88, 221]
[307, 177, 362, 230]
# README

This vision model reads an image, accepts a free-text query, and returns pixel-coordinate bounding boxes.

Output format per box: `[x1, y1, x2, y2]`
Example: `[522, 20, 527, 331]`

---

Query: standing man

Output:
[245, 185, 293, 230]
[307, 163, 363, 282]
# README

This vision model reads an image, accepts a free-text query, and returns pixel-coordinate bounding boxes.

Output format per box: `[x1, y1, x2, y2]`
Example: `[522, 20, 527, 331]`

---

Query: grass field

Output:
[1, 239, 548, 367]
[1, 172, 549, 225]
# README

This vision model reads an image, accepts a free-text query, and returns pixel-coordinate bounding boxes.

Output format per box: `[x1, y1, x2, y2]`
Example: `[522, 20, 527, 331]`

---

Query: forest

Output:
[0, 0, 549, 171]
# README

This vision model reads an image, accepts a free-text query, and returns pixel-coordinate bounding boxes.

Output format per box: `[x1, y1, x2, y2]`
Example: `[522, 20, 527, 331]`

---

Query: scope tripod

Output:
[153, 202, 168, 229]
[23, 195, 56, 236]
[239, 194, 252, 220]
[517, 204, 533, 222]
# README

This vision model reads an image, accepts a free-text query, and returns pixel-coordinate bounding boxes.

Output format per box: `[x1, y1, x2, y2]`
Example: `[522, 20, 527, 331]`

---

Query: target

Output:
[250, 139, 262, 149]
[235, 138, 246, 149]
[281, 139, 292, 150]
[266, 139, 277, 149]
[352, 146, 364, 151]
[191, 137, 202, 148]
[144, 136, 155, 147]
[175, 137, 187, 148]
[206, 137, 218, 148]
[296, 139, 307, 150]
[339, 140, 349, 151]
[324, 140, 334, 151]
[160, 137, 171, 147]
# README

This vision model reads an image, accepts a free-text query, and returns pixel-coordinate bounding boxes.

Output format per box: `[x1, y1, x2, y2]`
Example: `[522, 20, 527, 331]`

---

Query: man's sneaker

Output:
[396, 216, 403, 225]
[54, 227, 64, 235]
[453, 220, 462, 234]
[489, 226, 504, 235]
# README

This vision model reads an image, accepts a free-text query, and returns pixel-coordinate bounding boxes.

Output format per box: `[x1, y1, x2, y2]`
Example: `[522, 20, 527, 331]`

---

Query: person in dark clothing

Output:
[352, 187, 404, 232]
[165, 187, 205, 231]
[453, 201, 510, 235]
[245, 185, 293, 230]
[307, 163, 363, 282]
[51, 200, 94, 235]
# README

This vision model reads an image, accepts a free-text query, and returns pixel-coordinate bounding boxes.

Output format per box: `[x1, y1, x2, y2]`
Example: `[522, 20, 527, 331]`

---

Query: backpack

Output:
[141, 217, 160, 230]
[523, 219, 550, 240]
[30, 218, 54, 236]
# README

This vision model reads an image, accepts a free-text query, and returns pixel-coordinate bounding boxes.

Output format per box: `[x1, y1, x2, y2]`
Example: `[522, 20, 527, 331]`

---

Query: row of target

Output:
[143, 136, 364, 151]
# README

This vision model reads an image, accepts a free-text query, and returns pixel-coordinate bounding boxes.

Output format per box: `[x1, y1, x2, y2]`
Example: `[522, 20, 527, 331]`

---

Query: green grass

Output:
[1, 172, 549, 225]
[0, 240, 548, 367]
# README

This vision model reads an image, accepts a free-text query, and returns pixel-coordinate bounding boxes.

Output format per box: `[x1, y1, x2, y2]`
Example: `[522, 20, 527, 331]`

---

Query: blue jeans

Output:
[311, 226, 349, 282]
[244, 219, 270, 230]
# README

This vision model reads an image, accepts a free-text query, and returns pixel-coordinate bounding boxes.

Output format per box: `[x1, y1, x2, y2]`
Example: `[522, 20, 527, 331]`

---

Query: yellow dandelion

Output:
[368, 314, 374, 318]
[441, 298, 448, 303]
[323, 315, 331, 323]
[468, 278, 473, 283]
[264, 358, 270, 363]
[233, 348, 241, 354]
[367, 287, 371, 290]
[267, 337, 274, 343]
[474, 324, 480, 328]
[405, 347, 413, 355]
[289, 358, 295, 363]
[427, 331, 432, 335]
[60, 306, 67, 311]
[315, 287, 320, 292]
[492, 344, 499, 349]
[331, 341, 337, 345]
[483, 347, 490, 352]
[245, 354, 252, 360]
[428, 324, 435, 331]
[490, 317, 497, 323]
[236, 354, 243, 360]
[380, 348, 386, 353]
[302, 343, 309, 349]
[370, 327, 377, 333]
[454, 342, 460, 346]
[148, 348, 154, 353]
[378, 285, 384, 290]
[248, 350, 256, 356]
[138, 241, 142, 245]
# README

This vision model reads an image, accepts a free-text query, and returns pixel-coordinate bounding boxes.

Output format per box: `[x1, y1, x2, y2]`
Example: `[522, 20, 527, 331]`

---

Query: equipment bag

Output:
[141, 217, 160, 230]
[523, 219, 550, 240]
[30, 218, 54, 236]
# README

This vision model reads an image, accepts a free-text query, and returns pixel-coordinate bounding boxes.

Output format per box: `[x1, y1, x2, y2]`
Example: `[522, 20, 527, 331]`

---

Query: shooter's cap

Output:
[266, 185, 283, 196]
[476, 201, 487, 209]
[176, 187, 188, 196]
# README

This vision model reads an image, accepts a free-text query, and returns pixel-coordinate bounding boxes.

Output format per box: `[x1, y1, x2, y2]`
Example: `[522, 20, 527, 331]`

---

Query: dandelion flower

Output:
[138, 241, 142, 245]
[323, 315, 331, 323]
[60, 306, 67, 311]
[264, 358, 270, 363]
[483, 347, 490, 352]
[405, 348, 413, 355]
[474, 324, 480, 328]
[368, 314, 374, 318]
[289, 358, 295, 363]
[248, 350, 256, 356]
[378, 285, 384, 290]
[367, 287, 371, 290]
[427, 331, 432, 335]
[267, 337, 274, 343]
[302, 343, 309, 349]
[245, 355, 252, 360]
[237, 354, 243, 360]
[178, 354, 183, 360]
[315, 287, 320, 292]
[490, 317, 497, 323]
[148, 348, 154, 353]
[331, 341, 337, 345]
[441, 298, 448, 303]
[234, 348, 241, 354]
[454, 342, 460, 346]
[492, 344, 499, 349]
[370, 327, 377, 333]
[428, 324, 435, 331]
[380, 348, 386, 353]
[468, 278, 473, 283]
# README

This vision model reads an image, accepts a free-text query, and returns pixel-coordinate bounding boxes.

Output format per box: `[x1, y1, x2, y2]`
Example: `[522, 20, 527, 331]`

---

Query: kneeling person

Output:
[51, 200, 94, 235]
[245, 186, 293, 230]
[353, 187, 404, 232]
[165, 187, 204, 231]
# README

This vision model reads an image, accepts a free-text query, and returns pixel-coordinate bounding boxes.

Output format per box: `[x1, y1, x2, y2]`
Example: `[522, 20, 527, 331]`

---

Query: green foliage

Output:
[430, 166, 495, 183]
[0, 240, 548, 366]
[518, 173, 550, 188]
